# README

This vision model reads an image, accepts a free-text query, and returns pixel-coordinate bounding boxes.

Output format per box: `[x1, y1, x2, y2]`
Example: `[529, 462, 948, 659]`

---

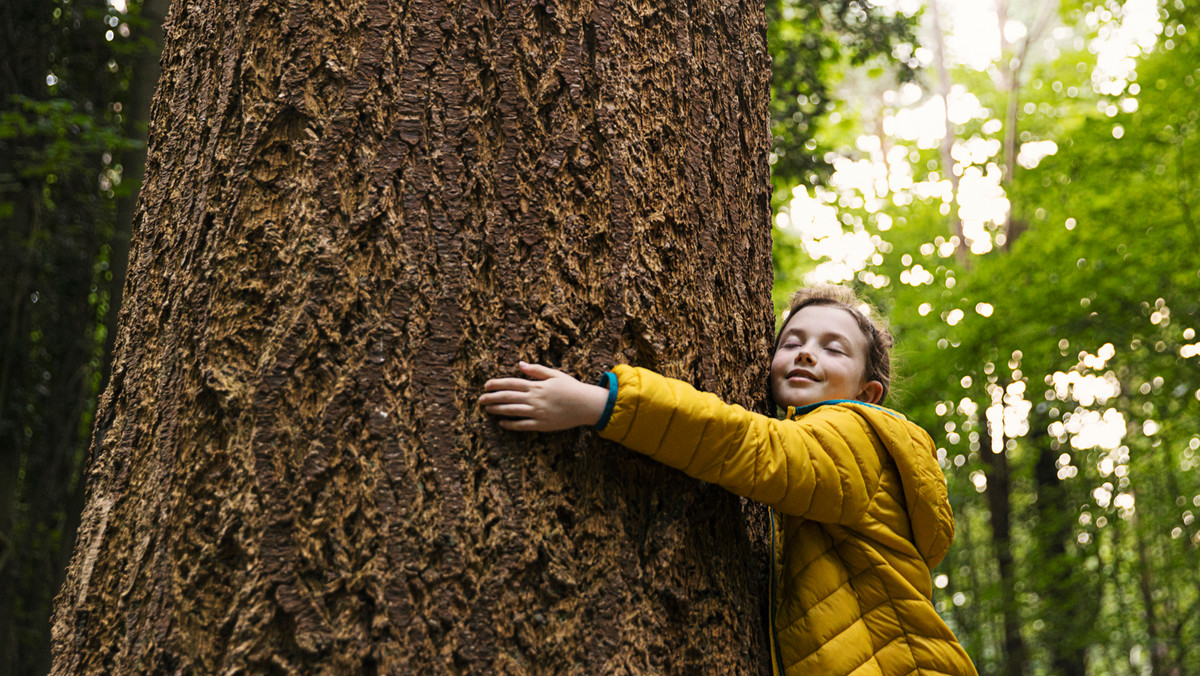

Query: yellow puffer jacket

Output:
[597, 366, 977, 676]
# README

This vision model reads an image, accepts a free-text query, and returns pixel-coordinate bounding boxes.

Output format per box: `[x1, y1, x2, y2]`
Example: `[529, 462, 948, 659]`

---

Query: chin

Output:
[774, 387, 815, 406]
[775, 394, 819, 409]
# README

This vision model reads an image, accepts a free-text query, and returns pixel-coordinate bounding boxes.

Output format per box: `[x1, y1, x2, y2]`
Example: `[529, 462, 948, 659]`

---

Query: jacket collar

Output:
[785, 399, 902, 420]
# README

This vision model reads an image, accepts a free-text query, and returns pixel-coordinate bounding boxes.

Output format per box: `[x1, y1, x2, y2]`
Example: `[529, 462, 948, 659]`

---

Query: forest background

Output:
[1, 0, 1197, 674]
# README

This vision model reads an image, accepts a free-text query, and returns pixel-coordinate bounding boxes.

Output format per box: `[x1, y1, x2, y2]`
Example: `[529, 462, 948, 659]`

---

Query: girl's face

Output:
[770, 305, 882, 409]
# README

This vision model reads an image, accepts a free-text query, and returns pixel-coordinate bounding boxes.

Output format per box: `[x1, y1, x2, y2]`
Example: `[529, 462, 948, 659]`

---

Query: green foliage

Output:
[0, 0, 152, 672]
[771, 1, 1200, 673]
[767, 0, 921, 199]
[0, 96, 139, 201]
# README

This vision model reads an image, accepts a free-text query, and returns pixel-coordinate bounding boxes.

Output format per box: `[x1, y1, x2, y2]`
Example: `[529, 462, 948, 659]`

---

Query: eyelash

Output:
[781, 341, 845, 355]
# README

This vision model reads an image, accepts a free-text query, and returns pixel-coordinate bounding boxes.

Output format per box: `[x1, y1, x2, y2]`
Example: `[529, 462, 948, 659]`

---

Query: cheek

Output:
[824, 358, 855, 385]
[769, 352, 790, 378]
[848, 360, 871, 386]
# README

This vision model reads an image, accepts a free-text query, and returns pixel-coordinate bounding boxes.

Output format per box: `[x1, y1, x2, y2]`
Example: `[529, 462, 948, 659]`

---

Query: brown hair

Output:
[774, 285, 894, 403]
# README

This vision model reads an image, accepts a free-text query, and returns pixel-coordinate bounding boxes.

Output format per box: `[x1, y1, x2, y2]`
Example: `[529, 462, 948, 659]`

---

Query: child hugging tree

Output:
[478, 285, 978, 676]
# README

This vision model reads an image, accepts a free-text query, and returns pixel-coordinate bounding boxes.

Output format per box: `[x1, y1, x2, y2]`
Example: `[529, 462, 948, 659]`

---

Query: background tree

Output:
[51, 1, 781, 671]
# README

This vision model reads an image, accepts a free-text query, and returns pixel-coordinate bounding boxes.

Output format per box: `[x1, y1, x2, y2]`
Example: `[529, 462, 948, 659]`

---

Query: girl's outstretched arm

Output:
[478, 362, 609, 432]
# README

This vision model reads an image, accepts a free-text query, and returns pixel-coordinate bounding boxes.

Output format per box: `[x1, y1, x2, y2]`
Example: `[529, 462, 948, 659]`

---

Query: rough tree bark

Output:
[52, 0, 774, 673]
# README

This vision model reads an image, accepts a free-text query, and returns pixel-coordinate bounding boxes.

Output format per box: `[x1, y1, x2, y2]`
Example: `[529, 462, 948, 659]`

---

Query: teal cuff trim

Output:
[593, 371, 618, 430]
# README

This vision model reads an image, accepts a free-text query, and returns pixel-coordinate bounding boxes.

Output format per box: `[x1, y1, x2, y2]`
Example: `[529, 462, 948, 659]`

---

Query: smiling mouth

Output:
[787, 370, 819, 382]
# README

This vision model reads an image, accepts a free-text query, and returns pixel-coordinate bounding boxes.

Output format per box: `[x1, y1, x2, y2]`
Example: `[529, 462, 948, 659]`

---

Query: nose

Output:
[794, 341, 816, 364]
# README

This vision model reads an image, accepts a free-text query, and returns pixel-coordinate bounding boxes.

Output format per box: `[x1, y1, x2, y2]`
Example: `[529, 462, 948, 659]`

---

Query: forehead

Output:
[780, 304, 869, 346]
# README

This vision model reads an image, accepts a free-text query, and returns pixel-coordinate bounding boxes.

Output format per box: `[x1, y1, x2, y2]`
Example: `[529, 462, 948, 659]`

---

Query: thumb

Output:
[518, 361, 563, 380]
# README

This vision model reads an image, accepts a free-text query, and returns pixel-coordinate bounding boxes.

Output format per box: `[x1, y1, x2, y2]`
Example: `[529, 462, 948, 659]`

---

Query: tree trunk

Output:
[1029, 418, 1093, 676]
[52, 0, 775, 673]
[994, 0, 1019, 192]
[978, 389, 1027, 676]
[927, 0, 965, 263]
[1132, 510, 1164, 676]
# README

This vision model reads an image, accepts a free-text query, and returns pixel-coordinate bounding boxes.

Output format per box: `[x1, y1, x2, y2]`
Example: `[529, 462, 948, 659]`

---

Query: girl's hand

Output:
[478, 362, 609, 432]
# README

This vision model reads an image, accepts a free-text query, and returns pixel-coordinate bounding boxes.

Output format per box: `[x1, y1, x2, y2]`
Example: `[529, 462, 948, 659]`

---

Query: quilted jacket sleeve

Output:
[596, 365, 886, 523]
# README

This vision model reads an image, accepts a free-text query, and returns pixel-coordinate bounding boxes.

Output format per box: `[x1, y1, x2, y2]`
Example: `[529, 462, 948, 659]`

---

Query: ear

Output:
[856, 380, 884, 405]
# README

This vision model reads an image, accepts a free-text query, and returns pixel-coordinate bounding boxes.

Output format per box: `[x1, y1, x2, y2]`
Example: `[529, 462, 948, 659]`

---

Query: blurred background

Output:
[1, 0, 1195, 674]
[2, 0, 165, 673]
[769, 2, 1199, 675]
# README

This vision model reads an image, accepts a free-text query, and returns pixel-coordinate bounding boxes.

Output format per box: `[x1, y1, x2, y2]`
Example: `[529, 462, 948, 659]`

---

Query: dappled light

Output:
[771, 0, 1199, 673]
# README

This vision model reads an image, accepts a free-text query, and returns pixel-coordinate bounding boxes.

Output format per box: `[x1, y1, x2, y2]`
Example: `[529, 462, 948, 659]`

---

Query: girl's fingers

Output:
[482, 365, 562, 394]
[484, 404, 536, 417]
[499, 418, 544, 432]
[518, 361, 562, 380]
[478, 390, 534, 407]
[483, 377, 534, 392]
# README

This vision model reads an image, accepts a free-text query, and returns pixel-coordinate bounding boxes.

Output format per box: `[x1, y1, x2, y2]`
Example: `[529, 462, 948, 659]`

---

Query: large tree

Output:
[51, 0, 776, 672]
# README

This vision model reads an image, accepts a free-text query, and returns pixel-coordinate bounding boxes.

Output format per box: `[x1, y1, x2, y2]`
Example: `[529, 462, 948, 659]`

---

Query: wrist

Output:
[577, 381, 610, 428]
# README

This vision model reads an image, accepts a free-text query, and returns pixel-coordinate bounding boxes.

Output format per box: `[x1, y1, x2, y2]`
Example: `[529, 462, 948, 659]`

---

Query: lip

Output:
[786, 369, 819, 382]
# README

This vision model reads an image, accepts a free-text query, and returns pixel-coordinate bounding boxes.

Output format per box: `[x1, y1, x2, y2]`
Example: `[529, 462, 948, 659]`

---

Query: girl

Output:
[478, 285, 977, 676]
